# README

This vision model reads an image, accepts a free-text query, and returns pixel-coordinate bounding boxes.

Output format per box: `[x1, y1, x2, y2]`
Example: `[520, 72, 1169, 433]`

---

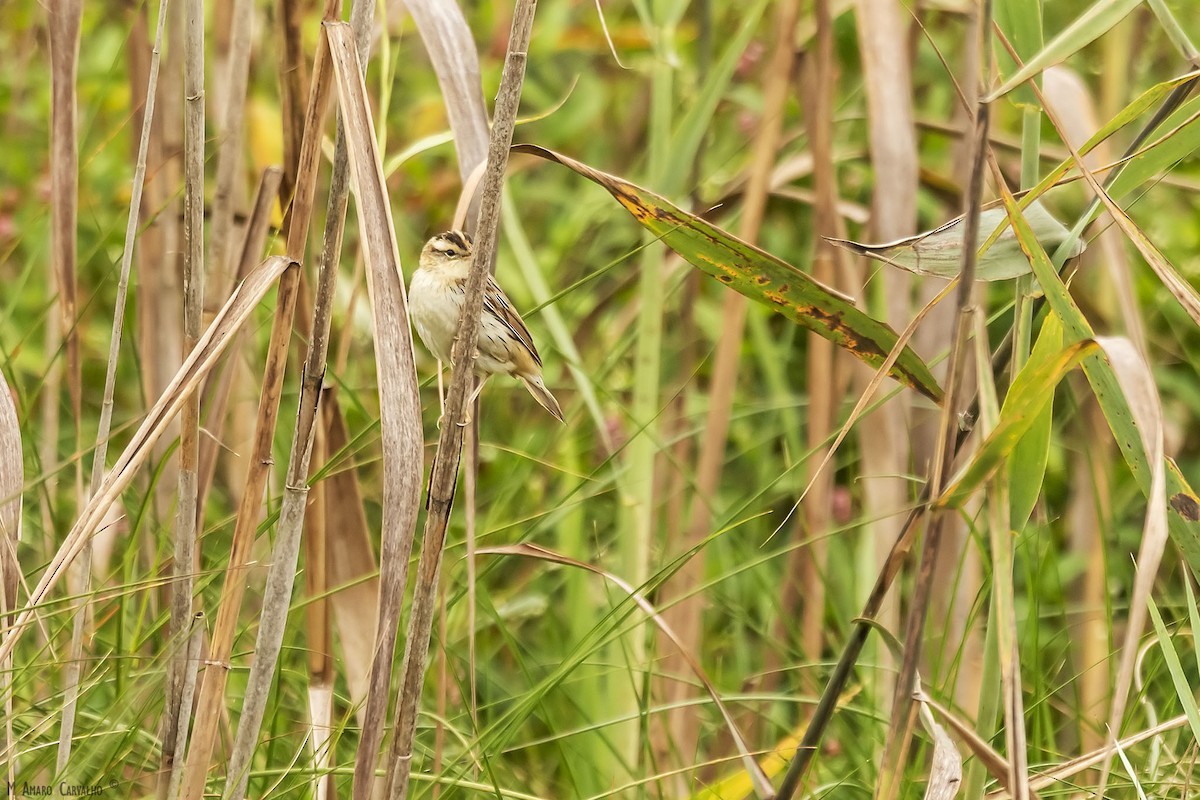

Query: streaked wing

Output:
[483, 276, 542, 367]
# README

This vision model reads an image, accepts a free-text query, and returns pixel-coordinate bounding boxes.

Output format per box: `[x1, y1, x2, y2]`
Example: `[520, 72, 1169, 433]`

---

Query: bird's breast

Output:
[409, 268, 465, 364]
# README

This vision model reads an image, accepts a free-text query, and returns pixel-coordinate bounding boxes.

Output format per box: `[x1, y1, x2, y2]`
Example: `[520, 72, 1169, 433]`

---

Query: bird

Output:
[408, 230, 565, 423]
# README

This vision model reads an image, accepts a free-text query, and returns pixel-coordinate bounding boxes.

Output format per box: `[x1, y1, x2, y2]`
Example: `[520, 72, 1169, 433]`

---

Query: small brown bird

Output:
[409, 230, 565, 423]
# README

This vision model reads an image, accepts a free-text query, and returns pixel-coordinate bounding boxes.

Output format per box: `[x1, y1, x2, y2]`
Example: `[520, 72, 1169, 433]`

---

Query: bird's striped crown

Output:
[430, 230, 473, 258]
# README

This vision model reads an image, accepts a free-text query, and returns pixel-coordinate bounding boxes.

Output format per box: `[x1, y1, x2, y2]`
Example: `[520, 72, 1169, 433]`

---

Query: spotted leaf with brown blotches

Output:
[513, 144, 944, 404]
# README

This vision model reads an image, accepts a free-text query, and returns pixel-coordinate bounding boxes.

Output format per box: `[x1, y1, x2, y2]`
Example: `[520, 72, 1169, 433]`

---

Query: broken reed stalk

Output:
[178, 5, 338, 797]
[383, 3, 538, 797]
[0, 254, 294, 672]
[194, 167, 285, 515]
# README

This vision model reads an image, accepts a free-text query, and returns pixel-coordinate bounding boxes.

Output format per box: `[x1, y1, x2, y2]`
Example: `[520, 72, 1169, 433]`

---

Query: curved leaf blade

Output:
[985, 0, 1143, 103]
[513, 144, 944, 403]
[829, 200, 1083, 281]
[938, 337, 1099, 509]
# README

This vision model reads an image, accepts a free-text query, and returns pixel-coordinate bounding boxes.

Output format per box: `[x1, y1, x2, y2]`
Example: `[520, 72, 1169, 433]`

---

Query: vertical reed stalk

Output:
[876, 5, 992, 796]
[164, 0, 206, 786]
[45, 0, 82, 776]
[207, 0, 258, 298]
[48, 0, 84, 519]
[852, 0, 919, 728]
[165, 614, 205, 800]
[797, 0, 835, 679]
[59, 0, 169, 779]
[181, 4, 339, 796]
[383, 5, 537, 796]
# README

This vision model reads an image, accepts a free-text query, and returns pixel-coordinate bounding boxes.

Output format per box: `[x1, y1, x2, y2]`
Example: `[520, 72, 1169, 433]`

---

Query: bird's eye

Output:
[444, 248, 458, 257]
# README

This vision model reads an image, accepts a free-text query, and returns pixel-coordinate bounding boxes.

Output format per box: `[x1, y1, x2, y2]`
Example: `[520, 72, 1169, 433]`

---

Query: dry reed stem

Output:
[227, 10, 413, 798]
[287, 3, 400, 793]
[133, 0, 184, 526]
[407, 1, 494, 734]
[165, 614, 205, 800]
[0, 254, 295, 670]
[303, 386, 331, 800]
[1070, 404, 1113, 752]
[61, 0, 169, 779]
[278, 0, 309, 230]
[383, 3, 538, 797]
[852, 0, 920, 720]
[48, 0, 83, 515]
[48, 0, 83, 774]
[876, 16, 992, 800]
[163, 0, 208, 778]
[279, 0, 390, 792]
[663, 0, 800, 767]
[321, 388, 380, 719]
[799, 0, 837, 682]
[324, 16, 429, 795]
[195, 167, 285, 515]
[0, 371, 22, 796]
[208, 0, 258, 299]
[306, 680, 335, 800]
[182, 4, 339, 793]
[91, 0, 170, 506]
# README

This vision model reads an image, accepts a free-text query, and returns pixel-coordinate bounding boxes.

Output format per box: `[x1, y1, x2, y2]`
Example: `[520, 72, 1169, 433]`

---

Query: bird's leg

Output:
[457, 375, 487, 427]
[435, 360, 446, 430]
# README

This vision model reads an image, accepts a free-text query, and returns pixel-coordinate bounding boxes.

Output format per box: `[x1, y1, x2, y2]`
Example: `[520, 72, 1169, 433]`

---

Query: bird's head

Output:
[420, 230, 474, 269]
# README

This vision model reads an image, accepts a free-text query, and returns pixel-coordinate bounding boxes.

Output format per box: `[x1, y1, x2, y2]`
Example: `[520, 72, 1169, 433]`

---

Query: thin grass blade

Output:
[986, 0, 1143, 102]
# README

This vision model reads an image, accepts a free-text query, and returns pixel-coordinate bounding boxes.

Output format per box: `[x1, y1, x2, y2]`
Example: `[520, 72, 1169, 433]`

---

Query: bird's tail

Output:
[518, 374, 565, 423]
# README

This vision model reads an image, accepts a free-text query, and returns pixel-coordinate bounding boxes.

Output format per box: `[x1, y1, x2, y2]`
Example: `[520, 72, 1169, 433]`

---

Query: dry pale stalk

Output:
[853, 0, 920, 716]
[0, 254, 295, 671]
[207, 0, 258, 299]
[48, 0, 83, 774]
[179, 4, 338, 795]
[876, 12, 993, 798]
[47, 0, 83, 513]
[383, 3, 538, 798]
